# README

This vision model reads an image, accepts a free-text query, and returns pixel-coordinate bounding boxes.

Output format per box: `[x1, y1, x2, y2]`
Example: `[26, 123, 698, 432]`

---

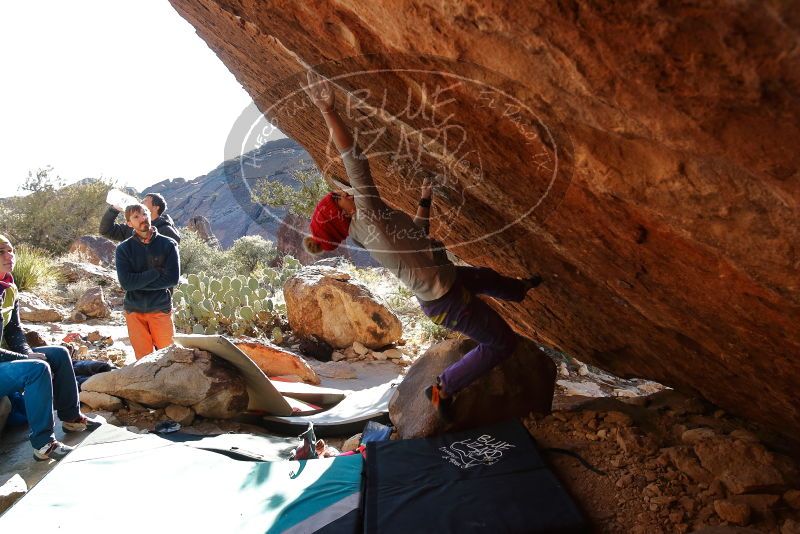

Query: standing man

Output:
[115, 204, 180, 359]
[101, 192, 181, 243]
[0, 235, 101, 461]
[302, 72, 543, 420]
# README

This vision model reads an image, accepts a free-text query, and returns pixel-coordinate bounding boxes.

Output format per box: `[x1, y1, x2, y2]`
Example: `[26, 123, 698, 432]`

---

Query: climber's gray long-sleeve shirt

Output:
[341, 147, 456, 301]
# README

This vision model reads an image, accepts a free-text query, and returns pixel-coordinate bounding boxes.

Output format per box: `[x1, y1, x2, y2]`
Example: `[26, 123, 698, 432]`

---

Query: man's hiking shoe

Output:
[34, 440, 74, 461]
[425, 383, 454, 422]
[62, 414, 103, 433]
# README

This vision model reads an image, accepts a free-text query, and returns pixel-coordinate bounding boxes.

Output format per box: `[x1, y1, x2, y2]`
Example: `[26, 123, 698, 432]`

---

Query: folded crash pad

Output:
[364, 419, 588, 533]
[0, 425, 363, 533]
[174, 334, 294, 416]
[262, 381, 398, 437]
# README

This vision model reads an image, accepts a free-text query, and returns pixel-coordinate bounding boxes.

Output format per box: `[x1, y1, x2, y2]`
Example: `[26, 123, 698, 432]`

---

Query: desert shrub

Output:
[11, 244, 61, 291]
[251, 166, 328, 218]
[228, 235, 277, 275]
[0, 168, 114, 254]
[64, 278, 95, 303]
[419, 316, 453, 343]
[179, 229, 231, 276]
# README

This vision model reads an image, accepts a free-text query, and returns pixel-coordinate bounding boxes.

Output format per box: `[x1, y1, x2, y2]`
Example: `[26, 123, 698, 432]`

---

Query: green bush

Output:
[250, 166, 328, 218]
[0, 168, 114, 254]
[228, 235, 277, 275]
[179, 229, 231, 276]
[12, 244, 60, 291]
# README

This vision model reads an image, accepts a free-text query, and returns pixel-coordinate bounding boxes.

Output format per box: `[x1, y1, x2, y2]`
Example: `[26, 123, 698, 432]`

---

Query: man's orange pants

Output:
[125, 311, 175, 359]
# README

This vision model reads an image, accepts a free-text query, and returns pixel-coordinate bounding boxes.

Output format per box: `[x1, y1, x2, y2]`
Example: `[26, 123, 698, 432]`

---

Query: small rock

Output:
[87, 331, 102, 343]
[681, 427, 716, 444]
[0, 474, 27, 515]
[783, 518, 800, 534]
[729, 493, 780, 513]
[558, 362, 569, 377]
[352, 341, 369, 356]
[616, 426, 658, 456]
[342, 433, 362, 452]
[315, 361, 357, 379]
[604, 411, 633, 427]
[382, 348, 403, 360]
[665, 446, 714, 484]
[371, 351, 387, 361]
[616, 474, 633, 488]
[577, 363, 589, 376]
[784, 489, 800, 510]
[165, 405, 195, 426]
[127, 400, 148, 413]
[713, 499, 751, 526]
[18, 293, 65, 323]
[80, 391, 124, 411]
[331, 351, 346, 362]
[597, 429, 609, 439]
[669, 510, 684, 523]
[70, 310, 87, 323]
[75, 286, 111, 319]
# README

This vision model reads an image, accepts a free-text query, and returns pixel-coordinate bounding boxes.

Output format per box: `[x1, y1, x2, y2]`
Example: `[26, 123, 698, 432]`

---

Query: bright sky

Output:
[0, 1, 284, 196]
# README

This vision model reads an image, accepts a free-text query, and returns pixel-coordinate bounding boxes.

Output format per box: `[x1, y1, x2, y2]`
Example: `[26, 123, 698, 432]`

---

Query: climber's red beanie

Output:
[310, 192, 351, 251]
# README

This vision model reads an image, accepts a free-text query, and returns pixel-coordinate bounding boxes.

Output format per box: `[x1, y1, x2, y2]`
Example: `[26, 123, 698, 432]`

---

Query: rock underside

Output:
[168, 1, 800, 442]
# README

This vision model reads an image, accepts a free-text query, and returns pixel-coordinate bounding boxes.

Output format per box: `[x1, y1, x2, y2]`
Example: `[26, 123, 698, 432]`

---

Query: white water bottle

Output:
[106, 189, 140, 211]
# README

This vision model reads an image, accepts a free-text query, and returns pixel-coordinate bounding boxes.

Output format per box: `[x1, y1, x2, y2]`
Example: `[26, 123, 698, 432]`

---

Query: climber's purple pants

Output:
[417, 266, 527, 395]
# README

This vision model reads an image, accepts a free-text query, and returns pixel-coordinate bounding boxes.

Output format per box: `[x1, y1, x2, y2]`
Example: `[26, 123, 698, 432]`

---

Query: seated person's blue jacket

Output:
[115, 229, 180, 314]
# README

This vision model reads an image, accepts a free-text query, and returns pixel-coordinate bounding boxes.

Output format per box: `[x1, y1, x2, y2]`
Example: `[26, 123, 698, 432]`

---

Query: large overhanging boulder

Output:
[169, 1, 800, 443]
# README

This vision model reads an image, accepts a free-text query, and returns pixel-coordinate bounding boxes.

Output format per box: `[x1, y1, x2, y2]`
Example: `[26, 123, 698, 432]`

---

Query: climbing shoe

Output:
[425, 382, 454, 423]
[62, 414, 103, 433]
[34, 440, 74, 461]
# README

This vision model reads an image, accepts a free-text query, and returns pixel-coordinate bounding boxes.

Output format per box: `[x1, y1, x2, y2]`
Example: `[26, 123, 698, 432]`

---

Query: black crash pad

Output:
[364, 419, 588, 533]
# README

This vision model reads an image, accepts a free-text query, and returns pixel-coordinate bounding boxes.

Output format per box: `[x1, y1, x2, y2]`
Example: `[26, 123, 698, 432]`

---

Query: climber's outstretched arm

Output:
[304, 70, 353, 153]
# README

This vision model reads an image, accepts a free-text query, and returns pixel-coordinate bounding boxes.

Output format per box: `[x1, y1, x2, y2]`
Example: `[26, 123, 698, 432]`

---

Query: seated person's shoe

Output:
[62, 414, 103, 433]
[34, 440, 74, 461]
[424, 382, 454, 423]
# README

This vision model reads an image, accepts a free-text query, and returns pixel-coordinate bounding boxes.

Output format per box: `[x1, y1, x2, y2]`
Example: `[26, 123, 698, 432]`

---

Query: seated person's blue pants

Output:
[417, 266, 527, 396]
[0, 346, 81, 449]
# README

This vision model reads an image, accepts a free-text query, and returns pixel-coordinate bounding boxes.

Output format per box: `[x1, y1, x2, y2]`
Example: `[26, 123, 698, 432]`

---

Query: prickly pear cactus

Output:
[173, 256, 301, 340]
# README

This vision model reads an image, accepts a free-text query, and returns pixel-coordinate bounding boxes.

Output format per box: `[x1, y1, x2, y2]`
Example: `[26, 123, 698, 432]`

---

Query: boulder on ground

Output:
[79, 391, 124, 412]
[75, 286, 110, 319]
[69, 235, 117, 266]
[58, 261, 118, 286]
[234, 340, 320, 384]
[17, 293, 65, 323]
[284, 266, 402, 350]
[389, 337, 556, 438]
[81, 344, 248, 419]
[165, 404, 195, 426]
[694, 437, 786, 494]
[0, 474, 27, 516]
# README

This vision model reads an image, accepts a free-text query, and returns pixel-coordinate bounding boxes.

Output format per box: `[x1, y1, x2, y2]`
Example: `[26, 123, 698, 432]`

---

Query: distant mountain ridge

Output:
[143, 137, 310, 248]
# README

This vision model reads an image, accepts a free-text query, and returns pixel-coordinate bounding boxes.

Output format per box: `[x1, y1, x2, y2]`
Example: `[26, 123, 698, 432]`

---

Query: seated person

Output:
[0, 235, 101, 461]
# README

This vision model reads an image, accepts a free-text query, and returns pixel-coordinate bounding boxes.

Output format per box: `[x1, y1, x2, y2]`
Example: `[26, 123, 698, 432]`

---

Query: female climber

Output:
[301, 71, 542, 420]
